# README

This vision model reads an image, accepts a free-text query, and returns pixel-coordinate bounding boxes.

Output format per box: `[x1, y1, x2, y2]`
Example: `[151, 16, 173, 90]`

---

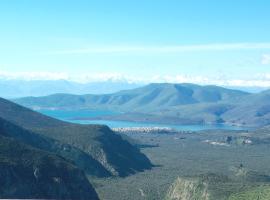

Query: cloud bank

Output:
[1, 70, 270, 88]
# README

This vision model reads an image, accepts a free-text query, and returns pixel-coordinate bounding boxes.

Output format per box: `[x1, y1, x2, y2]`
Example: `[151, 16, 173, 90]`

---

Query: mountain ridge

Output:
[14, 83, 249, 111]
[14, 83, 270, 127]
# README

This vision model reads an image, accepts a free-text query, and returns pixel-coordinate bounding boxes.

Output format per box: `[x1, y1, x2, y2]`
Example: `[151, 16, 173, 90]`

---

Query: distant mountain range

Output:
[0, 79, 268, 98]
[0, 97, 152, 198]
[0, 79, 142, 98]
[14, 83, 270, 127]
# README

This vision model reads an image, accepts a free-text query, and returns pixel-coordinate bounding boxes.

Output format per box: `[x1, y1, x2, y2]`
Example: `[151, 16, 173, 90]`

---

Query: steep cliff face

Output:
[0, 117, 111, 177]
[165, 177, 209, 200]
[0, 135, 99, 200]
[0, 97, 153, 177]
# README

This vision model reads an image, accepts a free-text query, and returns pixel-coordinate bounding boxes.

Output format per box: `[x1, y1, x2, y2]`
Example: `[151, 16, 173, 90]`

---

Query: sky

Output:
[1, 0, 270, 86]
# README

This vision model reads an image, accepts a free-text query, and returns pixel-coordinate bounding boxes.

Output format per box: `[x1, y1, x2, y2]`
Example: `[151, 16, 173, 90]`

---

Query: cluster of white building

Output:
[112, 127, 176, 134]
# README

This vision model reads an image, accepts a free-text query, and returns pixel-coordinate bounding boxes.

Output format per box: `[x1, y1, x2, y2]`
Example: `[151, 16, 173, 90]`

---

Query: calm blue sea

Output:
[39, 109, 244, 131]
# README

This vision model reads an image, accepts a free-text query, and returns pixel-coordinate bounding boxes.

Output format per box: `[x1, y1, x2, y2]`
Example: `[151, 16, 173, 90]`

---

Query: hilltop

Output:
[15, 83, 248, 111]
[15, 83, 270, 127]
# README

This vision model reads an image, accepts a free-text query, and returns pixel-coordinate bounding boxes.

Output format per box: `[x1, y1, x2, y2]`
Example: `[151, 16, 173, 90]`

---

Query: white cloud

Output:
[146, 75, 270, 88]
[261, 54, 270, 65]
[46, 43, 270, 55]
[0, 71, 69, 81]
[0, 71, 138, 83]
[1, 70, 270, 88]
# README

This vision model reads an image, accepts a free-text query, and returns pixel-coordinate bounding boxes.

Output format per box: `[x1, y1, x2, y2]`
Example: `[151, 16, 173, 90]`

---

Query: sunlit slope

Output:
[165, 177, 209, 200]
[222, 89, 270, 126]
[165, 171, 270, 200]
[228, 186, 270, 200]
[16, 83, 270, 126]
[15, 83, 248, 111]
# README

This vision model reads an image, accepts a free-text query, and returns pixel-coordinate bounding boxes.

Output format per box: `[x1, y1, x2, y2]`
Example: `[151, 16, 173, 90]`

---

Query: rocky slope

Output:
[0, 97, 153, 177]
[165, 177, 209, 200]
[0, 135, 99, 199]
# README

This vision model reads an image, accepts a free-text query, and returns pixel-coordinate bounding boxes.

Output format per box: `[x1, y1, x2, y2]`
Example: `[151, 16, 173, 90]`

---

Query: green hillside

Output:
[0, 98, 153, 177]
[0, 117, 111, 177]
[228, 186, 270, 200]
[222, 90, 270, 126]
[166, 176, 270, 200]
[18, 83, 270, 126]
[14, 82, 270, 127]
[0, 135, 99, 199]
[14, 83, 248, 111]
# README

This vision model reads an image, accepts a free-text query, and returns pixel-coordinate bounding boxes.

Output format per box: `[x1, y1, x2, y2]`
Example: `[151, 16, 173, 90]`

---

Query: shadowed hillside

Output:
[0, 98, 153, 177]
[0, 117, 111, 177]
[0, 135, 99, 199]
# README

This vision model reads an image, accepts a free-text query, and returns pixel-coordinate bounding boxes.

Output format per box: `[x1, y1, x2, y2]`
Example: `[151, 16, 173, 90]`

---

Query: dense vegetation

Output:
[0, 135, 99, 199]
[5, 85, 270, 199]
[0, 97, 153, 177]
[0, 97, 153, 198]
[92, 128, 270, 200]
[0, 116, 110, 177]
[228, 186, 270, 200]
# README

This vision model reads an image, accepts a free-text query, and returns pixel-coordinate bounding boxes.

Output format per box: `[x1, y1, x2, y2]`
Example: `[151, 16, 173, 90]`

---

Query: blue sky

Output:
[0, 0, 270, 85]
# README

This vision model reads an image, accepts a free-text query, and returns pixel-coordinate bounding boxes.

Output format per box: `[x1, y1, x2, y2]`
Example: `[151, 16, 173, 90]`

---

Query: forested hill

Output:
[0, 129, 99, 199]
[0, 97, 153, 177]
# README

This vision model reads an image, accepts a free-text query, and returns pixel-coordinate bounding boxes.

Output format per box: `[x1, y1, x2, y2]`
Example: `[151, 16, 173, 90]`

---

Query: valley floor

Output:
[91, 130, 270, 200]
